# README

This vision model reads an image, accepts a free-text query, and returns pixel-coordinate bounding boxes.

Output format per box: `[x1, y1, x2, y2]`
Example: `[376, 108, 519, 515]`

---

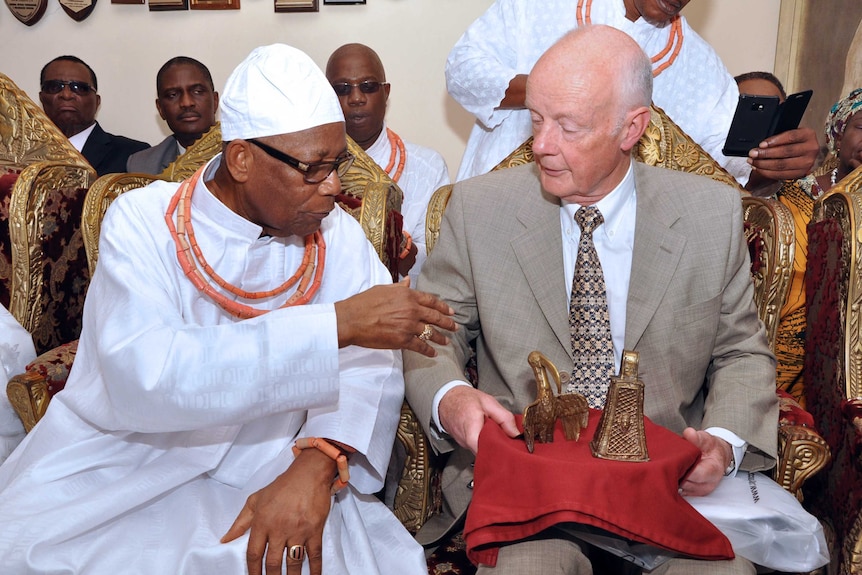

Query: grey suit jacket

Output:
[126, 135, 180, 175]
[403, 161, 778, 545]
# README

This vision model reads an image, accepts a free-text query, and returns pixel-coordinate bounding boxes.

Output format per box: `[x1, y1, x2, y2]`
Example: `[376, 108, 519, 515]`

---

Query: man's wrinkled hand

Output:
[747, 127, 819, 184]
[335, 278, 457, 357]
[438, 386, 519, 454]
[221, 448, 335, 575]
[679, 427, 733, 497]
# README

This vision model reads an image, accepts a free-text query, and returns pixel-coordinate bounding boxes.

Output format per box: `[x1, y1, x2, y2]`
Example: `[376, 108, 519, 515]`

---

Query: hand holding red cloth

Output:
[463, 411, 734, 567]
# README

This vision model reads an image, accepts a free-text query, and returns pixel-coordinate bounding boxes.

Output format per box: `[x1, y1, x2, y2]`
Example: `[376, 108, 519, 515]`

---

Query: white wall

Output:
[1, 0, 780, 178]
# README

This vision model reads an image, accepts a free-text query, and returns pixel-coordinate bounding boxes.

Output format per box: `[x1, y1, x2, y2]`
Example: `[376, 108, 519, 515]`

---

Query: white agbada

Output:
[0, 305, 36, 464]
[446, 0, 749, 184]
[365, 122, 450, 285]
[0, 155, 426, 574]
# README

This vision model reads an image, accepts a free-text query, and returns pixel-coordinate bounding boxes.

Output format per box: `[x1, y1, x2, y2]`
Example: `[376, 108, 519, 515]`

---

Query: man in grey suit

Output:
[404, 25, 777, 575]
[126, 57, 218, 175]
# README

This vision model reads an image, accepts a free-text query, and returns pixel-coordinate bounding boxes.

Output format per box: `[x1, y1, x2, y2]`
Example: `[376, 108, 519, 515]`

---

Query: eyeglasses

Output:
[40, 80, 96, 95]
[330, 81, 388, 97]
[247, 139, 355, 184]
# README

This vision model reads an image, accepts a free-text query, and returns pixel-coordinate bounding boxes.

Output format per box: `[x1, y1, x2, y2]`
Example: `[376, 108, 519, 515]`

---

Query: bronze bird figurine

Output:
[523, 351, 589, 453]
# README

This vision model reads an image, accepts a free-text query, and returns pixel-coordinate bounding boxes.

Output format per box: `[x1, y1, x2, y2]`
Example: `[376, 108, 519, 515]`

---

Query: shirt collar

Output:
[68, 122, 97, 153]
[561, 160, 636, 242]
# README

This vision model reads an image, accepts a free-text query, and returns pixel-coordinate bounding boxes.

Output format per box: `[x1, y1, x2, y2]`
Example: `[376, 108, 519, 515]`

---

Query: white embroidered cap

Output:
[220, 44, 344, 141]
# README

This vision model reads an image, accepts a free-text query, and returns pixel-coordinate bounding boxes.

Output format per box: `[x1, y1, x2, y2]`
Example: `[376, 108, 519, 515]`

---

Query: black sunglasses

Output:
[41, 80, 96, 95]
[247, 139, 355, 184]
[330, 81, 388, 97]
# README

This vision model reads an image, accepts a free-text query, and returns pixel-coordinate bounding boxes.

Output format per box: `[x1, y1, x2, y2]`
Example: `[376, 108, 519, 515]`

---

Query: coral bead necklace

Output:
[383, 128, 406, 183]
[165, 165, 326, 319]
[576, 0, 684, 77]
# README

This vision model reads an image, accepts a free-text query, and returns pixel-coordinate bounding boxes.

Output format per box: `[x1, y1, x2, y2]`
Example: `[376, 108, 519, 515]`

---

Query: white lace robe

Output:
[0, 305, 36, 464]
[446, 0, 749, 184]
[0, 156, 425, 574]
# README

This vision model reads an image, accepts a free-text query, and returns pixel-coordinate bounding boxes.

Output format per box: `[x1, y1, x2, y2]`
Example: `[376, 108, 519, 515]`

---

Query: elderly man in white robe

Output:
[0, 304, 36, 464]
[0, 44, 456, 575]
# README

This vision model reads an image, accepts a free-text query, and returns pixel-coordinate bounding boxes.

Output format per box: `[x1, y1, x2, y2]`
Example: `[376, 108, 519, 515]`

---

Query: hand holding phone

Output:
[723, 89, 813, 157]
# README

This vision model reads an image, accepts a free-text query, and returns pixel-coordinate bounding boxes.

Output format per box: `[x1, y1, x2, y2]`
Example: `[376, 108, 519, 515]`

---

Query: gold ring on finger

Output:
[417, 324, 433, 341]
[287, 544, 305, 561]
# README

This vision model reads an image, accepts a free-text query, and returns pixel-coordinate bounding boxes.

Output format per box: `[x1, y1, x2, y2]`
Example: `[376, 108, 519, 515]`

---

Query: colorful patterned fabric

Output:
[825, 88, 862, 154]
[774, 177, 822, 408]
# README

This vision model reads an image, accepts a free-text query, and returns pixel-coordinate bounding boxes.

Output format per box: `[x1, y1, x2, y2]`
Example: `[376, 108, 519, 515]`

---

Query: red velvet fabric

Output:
[776, 389, 815, 428]
[464, 412, 733, 567]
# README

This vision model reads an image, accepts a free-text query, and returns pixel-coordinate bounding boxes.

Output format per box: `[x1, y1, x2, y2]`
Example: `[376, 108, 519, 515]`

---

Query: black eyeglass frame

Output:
[40, 80, 96, 95]
[246, 138, 355, 184]
[330, 81, 389, 97]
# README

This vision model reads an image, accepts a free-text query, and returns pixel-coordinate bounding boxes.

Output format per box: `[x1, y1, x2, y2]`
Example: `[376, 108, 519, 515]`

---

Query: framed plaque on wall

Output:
[274, 0, 316, 11]
[149, 0, 188, 10]
[190, 0, 238, 9]
[4, 0, 47, 25]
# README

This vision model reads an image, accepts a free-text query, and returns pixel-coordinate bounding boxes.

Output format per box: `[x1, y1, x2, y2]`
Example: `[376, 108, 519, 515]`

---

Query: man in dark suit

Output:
[405, 25, 777, 574]
[39, 56, 149, 177]
[126, 57, 219, 175]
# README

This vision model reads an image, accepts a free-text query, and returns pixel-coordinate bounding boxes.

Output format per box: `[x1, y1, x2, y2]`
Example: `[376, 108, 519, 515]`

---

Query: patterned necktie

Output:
[568, 206, 614, 408]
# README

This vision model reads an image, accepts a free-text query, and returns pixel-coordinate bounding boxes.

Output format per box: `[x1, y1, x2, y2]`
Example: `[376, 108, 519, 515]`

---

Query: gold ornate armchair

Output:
[0, 72, 96, 338]
[805, 165, 862, 574]
[400, 105, 829, 549]
[7, 127, 403, 432]
[5, 124, 222, 432]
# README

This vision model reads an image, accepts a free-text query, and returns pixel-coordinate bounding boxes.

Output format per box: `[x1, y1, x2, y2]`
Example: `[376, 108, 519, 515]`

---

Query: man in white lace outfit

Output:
[446, 0, 819, 191]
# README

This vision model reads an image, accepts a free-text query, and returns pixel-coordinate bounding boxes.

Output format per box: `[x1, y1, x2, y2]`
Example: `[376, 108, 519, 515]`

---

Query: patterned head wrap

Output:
[826, 88, 862, 153]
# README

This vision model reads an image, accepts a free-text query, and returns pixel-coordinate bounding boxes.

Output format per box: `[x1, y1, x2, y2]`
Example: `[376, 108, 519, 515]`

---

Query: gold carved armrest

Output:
[425, 184, 453, 255]
[6, 371, 50, 433]
[742, 195, 795, 351]
[338, 137, 403, 273]
[392, 402, 442, 534]
[776, 423, 831, 501]
[82, 173, 162, 275]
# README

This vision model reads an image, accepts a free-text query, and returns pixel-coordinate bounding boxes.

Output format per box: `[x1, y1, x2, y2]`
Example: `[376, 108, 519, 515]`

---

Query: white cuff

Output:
[704, 427, 747, 477]
[431, 380, 472, 437]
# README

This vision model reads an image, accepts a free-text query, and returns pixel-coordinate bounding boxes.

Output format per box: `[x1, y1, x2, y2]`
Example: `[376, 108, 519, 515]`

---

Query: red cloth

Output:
[464, 411, 734, 567]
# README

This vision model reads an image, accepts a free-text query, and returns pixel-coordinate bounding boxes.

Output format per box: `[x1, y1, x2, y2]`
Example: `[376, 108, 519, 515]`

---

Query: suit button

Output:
[467, 479, 474, 490]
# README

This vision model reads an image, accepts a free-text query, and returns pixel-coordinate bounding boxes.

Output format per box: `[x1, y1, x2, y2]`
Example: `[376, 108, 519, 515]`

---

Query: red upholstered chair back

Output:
[804, 173, 862, 573]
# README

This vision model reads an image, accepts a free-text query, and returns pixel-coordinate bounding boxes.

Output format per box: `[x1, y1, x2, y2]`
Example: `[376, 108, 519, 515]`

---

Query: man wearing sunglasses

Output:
[326, 43, 450, 286]
[127, 56, 219, 175]
[0, 44, 455, 575]
[39, 55, 149, 177]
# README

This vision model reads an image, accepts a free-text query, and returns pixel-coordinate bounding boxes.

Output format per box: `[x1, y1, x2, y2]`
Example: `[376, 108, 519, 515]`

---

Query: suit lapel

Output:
[510, 180, 572, 358]
[81, 123, 110, 172]
[625, 164, 686, 349]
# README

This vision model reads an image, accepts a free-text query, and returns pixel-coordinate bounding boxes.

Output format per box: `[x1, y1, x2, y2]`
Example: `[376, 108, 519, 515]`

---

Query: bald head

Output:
[525, 26, 653, 204]
[326, 43, 386, 81]
[325, 43, 391, 150]
[530, 25, 652, 119]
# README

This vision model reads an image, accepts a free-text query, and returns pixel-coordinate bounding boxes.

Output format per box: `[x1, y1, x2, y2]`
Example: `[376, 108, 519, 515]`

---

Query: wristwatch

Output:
[723, 451, 736, 476]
